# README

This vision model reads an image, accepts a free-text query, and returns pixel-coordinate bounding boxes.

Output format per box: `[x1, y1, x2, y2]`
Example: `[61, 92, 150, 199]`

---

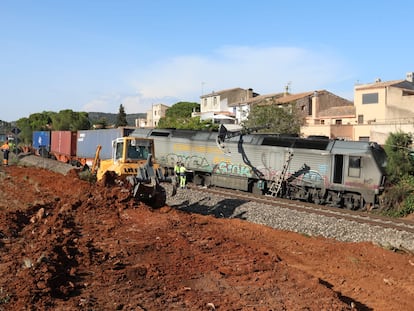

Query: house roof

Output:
[273, 91, 318, 104]
[354, 79, 411, 91]
[200, 87, 245, 98]
[402, 88, 414, 95]
[255, 90, 328, 106]
[228, 92, 285, 107]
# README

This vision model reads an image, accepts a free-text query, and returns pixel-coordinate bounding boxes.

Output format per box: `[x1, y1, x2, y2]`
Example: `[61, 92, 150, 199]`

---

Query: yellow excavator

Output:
[93, 136, 176, 208]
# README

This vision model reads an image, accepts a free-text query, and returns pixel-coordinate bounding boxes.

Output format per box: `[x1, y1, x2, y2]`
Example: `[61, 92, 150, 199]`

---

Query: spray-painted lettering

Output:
[213, 162, 252, 177]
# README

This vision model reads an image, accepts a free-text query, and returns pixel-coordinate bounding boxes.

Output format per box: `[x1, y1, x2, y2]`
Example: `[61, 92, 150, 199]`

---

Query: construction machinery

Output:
[95, 136, 176, 208]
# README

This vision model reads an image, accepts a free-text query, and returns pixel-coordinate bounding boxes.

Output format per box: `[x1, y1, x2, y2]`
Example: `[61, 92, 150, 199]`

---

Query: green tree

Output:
[157, 102, 213, 130]
[116, 104, 128, 127]
[16, 110, 91, 145]
[158, 116, 215, 130]
[27, 112, 53, 131]
[48, 110, 91, 131]
[71, 111, 91, 130]
[164, 102, 199, 118]
[15, 112, 52, 146]
[15, 117, 32, 145]
[383, 131, 414, 183]
[380, 131, 414, 216]
[94, 117, 108, 129]
[242, 104, 303, 134]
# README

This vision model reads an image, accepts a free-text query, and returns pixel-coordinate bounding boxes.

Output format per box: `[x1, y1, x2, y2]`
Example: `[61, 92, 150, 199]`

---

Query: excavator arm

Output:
[91, 145, 102, 175]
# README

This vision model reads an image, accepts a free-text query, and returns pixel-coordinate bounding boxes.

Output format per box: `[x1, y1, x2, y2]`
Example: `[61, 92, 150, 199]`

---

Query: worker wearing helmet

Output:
[179, 162, 187, 189]
[1, 140, 10, 166]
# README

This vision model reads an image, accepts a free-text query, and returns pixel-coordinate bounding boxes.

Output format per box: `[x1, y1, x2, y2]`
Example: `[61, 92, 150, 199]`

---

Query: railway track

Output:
[195, 185, 414, 238]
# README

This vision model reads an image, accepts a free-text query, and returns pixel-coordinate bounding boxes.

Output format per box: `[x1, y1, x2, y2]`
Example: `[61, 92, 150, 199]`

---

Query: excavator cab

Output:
[96, 137, 156, 181]
[113, 137, 152, 163]
[96, 136, 176, 208]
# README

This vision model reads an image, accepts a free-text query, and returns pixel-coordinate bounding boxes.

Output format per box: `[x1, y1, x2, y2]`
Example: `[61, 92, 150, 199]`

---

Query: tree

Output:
[15, 117, 32, 145]
[95, 117, 108, 129]
[165, 102, 199, 118]
[157, 102, 212, 130]
[383, 131, 414, 183]
[71, 111, 91, 130]
[16, 110, 91, 145]
[115, 104, 128, 127]
[380, 131, 414, 216]
[242, 104, 303, 134]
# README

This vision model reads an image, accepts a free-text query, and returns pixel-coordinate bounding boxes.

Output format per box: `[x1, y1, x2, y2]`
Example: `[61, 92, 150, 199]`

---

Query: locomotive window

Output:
[348, 156, 361, 178]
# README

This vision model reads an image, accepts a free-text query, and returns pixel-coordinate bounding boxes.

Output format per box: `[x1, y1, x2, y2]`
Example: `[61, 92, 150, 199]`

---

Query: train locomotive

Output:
[131, 126, 387, 210]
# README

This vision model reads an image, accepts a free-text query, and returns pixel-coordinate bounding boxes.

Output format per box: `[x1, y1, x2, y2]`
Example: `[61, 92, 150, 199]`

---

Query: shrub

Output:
[380, 175, 414, 217]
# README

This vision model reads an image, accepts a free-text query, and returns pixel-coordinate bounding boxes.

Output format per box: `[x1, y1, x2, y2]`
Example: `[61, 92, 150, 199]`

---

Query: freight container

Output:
[32, 131, 51, 157]
[76, 127, 135, 165]
[50, 131, 77, 163]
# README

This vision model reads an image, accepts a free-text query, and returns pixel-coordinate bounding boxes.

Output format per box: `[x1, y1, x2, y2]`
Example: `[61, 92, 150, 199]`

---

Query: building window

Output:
[358, 114, 364, 124]
[214, 97, 217, 106]
[362, 93, 378, 104]
[335, 119, 342, 125]
[348, 156, 361, 178]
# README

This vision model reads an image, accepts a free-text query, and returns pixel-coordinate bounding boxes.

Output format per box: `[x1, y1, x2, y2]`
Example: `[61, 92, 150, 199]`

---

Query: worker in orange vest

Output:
[1, 140, 10, 165]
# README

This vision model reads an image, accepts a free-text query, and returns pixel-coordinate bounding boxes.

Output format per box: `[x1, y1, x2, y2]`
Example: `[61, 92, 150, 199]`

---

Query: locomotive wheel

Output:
[250, 181, 263, 195]
[203, 175, 212, 187]
[193, 174, 203, 186]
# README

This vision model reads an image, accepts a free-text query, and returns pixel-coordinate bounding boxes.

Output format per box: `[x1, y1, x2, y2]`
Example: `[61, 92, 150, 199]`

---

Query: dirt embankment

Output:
[0, 164, 413, 310]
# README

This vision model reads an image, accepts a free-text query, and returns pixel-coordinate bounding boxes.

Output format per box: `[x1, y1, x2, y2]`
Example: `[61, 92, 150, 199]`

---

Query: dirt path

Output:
[1, 165, 413, 310]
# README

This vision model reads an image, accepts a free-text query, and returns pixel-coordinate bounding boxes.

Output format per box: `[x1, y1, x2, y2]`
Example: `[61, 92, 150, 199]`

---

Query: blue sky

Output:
[1, 0, 413, 122]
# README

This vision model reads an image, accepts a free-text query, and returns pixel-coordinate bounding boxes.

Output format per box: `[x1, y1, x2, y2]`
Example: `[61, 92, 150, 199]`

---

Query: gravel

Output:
[166, 185, 414, 253]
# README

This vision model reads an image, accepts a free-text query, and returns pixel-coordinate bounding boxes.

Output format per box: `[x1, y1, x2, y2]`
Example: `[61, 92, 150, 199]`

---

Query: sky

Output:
[1, 0, 413, 122]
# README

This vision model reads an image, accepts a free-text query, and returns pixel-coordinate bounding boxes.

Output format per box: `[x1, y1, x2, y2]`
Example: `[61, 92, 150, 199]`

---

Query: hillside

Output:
[1, 112, 147, 133]
[87, 112, 147, 127]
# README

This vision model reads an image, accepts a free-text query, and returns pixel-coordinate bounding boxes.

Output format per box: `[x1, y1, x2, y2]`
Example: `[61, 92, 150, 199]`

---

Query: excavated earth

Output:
[1, 156, 414, 310]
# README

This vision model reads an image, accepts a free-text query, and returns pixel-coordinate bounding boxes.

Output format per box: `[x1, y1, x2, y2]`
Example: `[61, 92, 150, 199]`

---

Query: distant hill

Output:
[88, 112, 147, 126]
[0, 120, 13, 134]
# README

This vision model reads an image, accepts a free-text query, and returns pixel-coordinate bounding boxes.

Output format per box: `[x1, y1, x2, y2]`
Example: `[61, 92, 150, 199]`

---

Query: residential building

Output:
[233, 89, 354, 138]
[353, 72, 414, 143]
[196, 72, 414, 144]
[294, 90, 355, 139]
[146, 103, 169, 128]
[135, 118, 148, 128]
[229, 91, 285, 123]
[198, 88, 258, 123]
